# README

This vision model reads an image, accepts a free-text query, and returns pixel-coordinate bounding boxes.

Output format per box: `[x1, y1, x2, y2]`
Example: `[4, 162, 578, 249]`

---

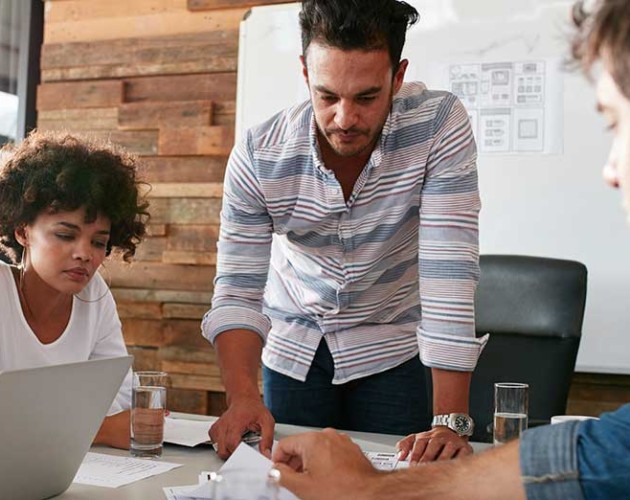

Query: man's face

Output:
[596, 67, 630, 224]
[302, 42, 406, 160]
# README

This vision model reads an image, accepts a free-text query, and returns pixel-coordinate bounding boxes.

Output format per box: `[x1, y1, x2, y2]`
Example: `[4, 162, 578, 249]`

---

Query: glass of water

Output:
[493, 382, 528, 446]
[130, 371, 168, 458]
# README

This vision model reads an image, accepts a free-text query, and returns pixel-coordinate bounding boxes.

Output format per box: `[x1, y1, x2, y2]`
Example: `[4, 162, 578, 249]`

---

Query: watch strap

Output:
[431, 413, 474, 436]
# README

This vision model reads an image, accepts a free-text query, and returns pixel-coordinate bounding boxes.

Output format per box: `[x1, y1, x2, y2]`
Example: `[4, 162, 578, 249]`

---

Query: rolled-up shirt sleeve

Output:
[201, 132, 273, 344]
[576, 404, 630, 498]
[417, 95, 487, 371]
[520, 405, 630, 499]
[520, 421, 584, 500]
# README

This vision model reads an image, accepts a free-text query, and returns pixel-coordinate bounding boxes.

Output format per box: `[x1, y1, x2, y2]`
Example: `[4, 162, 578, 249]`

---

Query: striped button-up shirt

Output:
[202, 82, 488, 384]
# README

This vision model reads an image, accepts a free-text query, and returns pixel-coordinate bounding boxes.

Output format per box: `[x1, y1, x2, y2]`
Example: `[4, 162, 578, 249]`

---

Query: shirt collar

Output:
[308, 109, 391, 173]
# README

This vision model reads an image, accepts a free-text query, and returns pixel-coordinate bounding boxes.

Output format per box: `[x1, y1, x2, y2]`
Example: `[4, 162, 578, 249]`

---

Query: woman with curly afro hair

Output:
[0, 131, 149, 449]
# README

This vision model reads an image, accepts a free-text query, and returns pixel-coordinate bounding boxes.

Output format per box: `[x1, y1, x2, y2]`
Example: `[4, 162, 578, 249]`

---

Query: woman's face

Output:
[596, 67, 630, 225]
[16, 207, 111, 295]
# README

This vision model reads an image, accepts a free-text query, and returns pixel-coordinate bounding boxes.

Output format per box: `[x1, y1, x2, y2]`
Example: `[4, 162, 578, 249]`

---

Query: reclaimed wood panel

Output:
[127, 346, 160, 371]
[124, 73, 236, 103]
[146, 224, 168, 237]
[147, 183, 223, 198]
[166, 225, 220, 252]
[134, 238, 167, 262]
[163, 319, 212, 349]
[37, 80, 123, 110]
[162, 251, 217, 266]
[45, 4, 247, 44]
[162, 360, 220, 377]
[116, 301, 163, 319]
[121, 318, 165, 346]
[149, 198, 223, 225]
[108, 260, 215, 291]
[141, 156, 227, 183]
[159, 345, 216, 364]
[188, 0, 288, 11]
[213, 100, 236, 126]
[170, 373, 225, 392]
[207, 391, 228, 416]
[158, 126, 234, 156]
[168, 388, 208, 415]
[74, 130, 160, 156]
[45, 0, 191, 23]
[42, 31, 239, 81]
[43, 59, 238, 82]
[38, 107, 119, 130]
[111, 288, 213, 304]
[42, 31, 237, 67]
[163, 303, 209, 319]
[119, 100, 214, 130]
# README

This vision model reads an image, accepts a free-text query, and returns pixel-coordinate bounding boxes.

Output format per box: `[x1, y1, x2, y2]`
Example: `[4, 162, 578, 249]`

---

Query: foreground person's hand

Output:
[272, 428, 381, 500]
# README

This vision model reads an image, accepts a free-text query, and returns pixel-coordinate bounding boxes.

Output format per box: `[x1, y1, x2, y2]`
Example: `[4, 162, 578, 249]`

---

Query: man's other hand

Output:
[396, 426, 473, 464]
[208, 395, 275, 459]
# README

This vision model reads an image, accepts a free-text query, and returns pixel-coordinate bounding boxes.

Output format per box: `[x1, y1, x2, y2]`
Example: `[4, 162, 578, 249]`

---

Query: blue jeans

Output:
[262, 338, 430, 435]
[520, 404, 630, 499]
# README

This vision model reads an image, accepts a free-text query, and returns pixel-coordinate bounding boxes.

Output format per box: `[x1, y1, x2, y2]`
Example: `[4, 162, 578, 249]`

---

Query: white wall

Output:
[237, 1, 630, 374]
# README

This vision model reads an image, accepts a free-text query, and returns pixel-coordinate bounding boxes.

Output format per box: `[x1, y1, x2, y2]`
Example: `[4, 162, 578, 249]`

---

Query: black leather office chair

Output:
[468, 255, 588, 442]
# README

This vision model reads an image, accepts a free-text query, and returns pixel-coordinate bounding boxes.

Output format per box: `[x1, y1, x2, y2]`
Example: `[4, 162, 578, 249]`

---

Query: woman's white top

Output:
[0, 261, 131, 414]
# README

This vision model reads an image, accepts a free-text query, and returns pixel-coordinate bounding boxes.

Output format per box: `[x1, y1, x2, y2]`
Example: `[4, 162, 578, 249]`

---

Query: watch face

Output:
[454, 415, 472, 433]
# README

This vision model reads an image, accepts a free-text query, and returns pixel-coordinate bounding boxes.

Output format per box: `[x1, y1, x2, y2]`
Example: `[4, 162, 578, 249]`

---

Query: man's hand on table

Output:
[396, 426, 473, 464]
[208, 395, 275, 459]
[272, 428, 381, 500]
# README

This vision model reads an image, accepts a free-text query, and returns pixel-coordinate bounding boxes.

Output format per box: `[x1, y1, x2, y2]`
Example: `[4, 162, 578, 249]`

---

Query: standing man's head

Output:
[299, 0, 419, 161]
[572, 0, 630, 223]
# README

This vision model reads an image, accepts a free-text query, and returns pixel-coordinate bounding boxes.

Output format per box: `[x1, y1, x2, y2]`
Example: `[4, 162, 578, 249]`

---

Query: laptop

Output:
[0, 356, 132, 500]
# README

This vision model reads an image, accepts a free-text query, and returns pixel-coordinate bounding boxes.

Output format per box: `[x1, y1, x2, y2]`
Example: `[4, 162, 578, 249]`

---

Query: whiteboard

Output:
[236, 0, 630, 375]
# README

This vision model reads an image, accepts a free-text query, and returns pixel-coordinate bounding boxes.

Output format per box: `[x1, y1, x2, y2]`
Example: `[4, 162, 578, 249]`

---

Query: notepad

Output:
[163, 416, 217, 447]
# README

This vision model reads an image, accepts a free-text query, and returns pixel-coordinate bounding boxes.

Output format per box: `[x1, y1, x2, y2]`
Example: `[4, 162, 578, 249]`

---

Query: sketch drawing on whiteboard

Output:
[448, 60, 560, 154]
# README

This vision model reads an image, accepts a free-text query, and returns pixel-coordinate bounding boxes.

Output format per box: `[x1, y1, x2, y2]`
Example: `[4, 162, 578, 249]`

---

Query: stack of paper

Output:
[163, 443, 296, 500]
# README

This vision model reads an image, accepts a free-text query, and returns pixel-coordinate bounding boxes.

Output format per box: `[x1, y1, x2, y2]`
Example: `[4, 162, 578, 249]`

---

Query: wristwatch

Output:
[431, 413, 474, 437]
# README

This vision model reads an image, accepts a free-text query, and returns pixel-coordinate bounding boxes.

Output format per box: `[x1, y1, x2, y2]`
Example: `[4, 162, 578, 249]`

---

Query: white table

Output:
[59, 414, 491, 499]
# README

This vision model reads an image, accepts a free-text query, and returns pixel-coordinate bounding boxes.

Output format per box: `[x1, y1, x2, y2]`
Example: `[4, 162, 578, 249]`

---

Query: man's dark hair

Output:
[572, 0, 630, 98]
[300, 0, 419, 70]
[0, 131, 149, 263]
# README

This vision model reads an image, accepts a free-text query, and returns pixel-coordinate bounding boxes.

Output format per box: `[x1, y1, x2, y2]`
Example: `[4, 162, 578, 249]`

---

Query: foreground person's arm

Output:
[272, 428, 525, 500]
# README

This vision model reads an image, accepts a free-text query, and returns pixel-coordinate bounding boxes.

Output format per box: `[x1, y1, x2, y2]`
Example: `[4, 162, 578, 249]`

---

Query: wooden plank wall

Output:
[40, 0, 275, 415]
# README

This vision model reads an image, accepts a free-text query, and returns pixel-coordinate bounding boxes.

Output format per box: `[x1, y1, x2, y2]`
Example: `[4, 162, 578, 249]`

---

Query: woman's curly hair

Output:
[0, 131, 149, 263]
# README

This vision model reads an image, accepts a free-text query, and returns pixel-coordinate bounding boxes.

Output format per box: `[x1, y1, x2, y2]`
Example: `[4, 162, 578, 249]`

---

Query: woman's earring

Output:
[19, 246, 27, 289]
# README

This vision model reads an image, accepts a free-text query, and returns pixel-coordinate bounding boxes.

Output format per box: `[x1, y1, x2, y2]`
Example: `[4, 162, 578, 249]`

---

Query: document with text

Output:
[73, 452, 182, 488]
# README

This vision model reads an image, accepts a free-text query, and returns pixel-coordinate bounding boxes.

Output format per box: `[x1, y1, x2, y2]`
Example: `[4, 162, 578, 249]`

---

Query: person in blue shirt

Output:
[270, 1, 630, 498]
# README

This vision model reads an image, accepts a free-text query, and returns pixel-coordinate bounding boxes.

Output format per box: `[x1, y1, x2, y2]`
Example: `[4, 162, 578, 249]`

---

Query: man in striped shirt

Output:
[203, 0, 487, 461]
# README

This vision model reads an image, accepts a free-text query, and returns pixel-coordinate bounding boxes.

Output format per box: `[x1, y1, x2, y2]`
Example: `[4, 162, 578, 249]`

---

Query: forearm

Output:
[369, 441, 525, 500]
[93, 410, 130, 450]
[214, 329, 264, 404]
[432, 368, 471, 414]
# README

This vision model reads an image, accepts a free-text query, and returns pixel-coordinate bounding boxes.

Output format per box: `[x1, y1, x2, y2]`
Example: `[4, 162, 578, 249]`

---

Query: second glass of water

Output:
[493, 382, 528, 446]
[131, 371, 168, 458]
